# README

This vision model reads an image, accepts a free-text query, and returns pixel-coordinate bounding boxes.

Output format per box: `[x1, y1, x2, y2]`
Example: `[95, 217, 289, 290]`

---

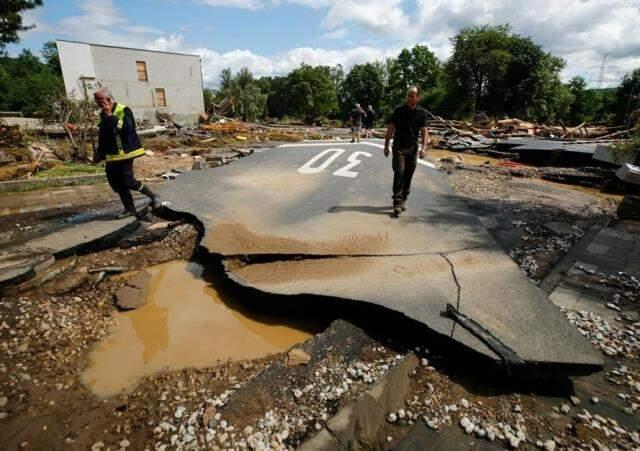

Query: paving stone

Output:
[568, 261, 598, 276]
[297, 428, 343, 451]
[549, 284, 581, 310]
[367, 354, 418, 413]
[610, 239, 636, 250]
[625, 263, 640, 278]
[606, 246, 633, 260]
[392, 421, 503, 451]
[544, 221, 578, 235]
[326, 393, 384, 447]
[586, 243, 611, 256]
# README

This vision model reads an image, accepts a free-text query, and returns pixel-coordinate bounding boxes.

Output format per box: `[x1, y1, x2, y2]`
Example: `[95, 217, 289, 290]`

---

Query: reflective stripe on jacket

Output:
[97, 103, 145, 163]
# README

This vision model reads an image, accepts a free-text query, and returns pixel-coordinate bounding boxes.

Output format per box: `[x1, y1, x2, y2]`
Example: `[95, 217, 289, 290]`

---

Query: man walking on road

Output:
[93, 88, 162, 220]
[364, 105, 376, 138]
[383, 86, 429, 217]
[349, 103, 366, 143]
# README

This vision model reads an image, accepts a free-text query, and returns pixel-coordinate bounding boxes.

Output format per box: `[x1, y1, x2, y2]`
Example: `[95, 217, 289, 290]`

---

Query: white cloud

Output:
[321, 28, 348, 40]
[18, 10, 52, 37]
[198, 0, 266, 10]
[192, 44, 399, 86]
[147, 34, 185, 52]
[411, 0, 640, 86]
[24, 0, 639, 89]
[323, 0, 410, 35]
[56, 0, 162, 47]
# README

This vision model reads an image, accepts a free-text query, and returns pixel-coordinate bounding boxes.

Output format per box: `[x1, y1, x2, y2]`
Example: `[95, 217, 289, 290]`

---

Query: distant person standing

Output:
[93, 88, 162, 219]
[349, 103, 366, 143]
[364, 105, 376, 138]
[383, 86, 429, 217]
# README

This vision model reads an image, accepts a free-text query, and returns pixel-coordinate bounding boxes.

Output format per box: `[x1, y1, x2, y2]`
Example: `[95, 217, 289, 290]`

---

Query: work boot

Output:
[116, 190, 137, 219]
[116, 210, 134, 219]
[400, 199, 407, 211]
[139, 185, 163, 210]
[393, 206, 401, 217]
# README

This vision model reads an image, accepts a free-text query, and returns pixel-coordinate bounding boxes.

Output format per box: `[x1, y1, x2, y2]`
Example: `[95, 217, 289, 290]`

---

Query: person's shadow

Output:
[327, 205, 397, 218]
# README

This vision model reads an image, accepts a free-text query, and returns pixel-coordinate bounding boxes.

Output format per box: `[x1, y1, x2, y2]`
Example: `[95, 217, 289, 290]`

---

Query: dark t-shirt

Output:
[389, 104, 428, 150]
[365, 109, 376, 127]
[350, 109, 365, 126]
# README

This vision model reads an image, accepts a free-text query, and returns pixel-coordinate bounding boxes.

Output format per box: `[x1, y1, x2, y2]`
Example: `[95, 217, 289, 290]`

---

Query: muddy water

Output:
[428, 149, 503, 166]
[82, 261, 318, 397]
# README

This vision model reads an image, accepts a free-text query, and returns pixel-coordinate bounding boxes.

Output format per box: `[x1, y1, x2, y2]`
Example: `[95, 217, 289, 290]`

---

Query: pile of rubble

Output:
[427, 111, 629, 141]
[0, 120, 22, 148]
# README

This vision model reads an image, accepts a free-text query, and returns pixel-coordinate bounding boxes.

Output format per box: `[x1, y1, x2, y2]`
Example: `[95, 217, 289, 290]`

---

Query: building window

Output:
[136, 61, 148, 81]
[155, 88, 167, 107]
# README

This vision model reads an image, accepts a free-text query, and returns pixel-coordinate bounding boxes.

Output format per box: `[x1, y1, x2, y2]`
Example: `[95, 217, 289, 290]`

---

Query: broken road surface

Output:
[157, 141, 603, 370]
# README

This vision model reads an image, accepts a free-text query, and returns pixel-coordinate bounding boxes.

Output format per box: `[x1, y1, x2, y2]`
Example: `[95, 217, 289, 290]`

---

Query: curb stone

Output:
[300, 353, 418, 450]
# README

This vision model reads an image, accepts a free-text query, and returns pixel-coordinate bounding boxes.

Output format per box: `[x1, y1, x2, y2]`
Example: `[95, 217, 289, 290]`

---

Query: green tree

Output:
[285, 64, 337, 123]
[214, 67, 267, 121]
[41, 40, 61, 75]
[565, 76, 600, 124]
[0, 49, 63, 115]
[444, 24, 567, 121]
[261, 76, 288, 118]
[445, 25, 512, 114]
[385, 45, 441, 116]
[202, 88, 214, 113]
[526, 53, 568, 122]
[0, 0, 43, 52]
[330, 64, 346, 114]
[615, 68, 640, 126]
[342, 63, 384, 118]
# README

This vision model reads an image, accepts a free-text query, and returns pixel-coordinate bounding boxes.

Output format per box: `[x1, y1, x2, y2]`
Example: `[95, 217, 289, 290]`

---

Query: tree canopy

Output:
[0, 0, 43, 53]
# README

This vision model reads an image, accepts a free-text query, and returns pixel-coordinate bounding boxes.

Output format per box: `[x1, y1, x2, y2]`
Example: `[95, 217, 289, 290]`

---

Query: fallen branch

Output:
[560, 122, 585, 138]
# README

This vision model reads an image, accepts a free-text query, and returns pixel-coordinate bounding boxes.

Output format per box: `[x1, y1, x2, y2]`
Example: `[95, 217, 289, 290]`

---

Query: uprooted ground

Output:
[0, 145, 639, 450]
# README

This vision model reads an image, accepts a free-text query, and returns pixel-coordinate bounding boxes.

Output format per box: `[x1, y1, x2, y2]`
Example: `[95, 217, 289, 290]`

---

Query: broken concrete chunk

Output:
[544, 221, 578, 235]
[115, 270, 153, 310]
[46, 271, 90, 295]
[286, 348, 311, 367]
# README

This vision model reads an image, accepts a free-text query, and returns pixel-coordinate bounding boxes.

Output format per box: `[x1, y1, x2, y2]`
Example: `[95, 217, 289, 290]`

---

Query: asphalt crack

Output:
[439, 253, 461, 338]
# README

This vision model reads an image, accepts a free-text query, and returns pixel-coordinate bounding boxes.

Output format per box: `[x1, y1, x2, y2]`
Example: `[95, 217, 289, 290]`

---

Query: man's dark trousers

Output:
[106, 159, 142, 214]
[392, 145, 418, 205]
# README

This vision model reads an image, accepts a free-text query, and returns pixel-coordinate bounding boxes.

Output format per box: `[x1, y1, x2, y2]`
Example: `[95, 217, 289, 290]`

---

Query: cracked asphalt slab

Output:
[157, 141, 603, 369]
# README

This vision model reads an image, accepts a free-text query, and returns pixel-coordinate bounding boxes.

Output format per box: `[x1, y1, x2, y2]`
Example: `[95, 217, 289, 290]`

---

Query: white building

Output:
[56, 40, 205, 125]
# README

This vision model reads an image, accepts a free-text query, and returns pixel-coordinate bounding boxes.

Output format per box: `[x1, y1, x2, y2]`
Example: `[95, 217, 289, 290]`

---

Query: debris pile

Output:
[563, 309, 640, 358]
[152, 348, 403, 450]
[0, 120, 22, 148]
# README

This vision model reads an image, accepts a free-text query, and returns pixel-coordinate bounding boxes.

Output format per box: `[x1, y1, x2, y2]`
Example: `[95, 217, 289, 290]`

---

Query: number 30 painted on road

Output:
[298, 148, 372, 178]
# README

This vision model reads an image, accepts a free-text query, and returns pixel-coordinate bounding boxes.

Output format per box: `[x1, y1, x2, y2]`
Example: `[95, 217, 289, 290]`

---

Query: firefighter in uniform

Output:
[93, 88, 161, 219]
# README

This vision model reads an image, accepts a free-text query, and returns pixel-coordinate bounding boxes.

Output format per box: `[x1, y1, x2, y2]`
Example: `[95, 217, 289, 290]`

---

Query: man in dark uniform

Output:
[383, 86, 429, 217]
[349, 103, 366, 143]
[364, 105, 376, 138]
[93, 88, 161, 219]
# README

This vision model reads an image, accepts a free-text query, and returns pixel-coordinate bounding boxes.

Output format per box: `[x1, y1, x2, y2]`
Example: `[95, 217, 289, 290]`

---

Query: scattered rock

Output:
[286, 348, 311, 367]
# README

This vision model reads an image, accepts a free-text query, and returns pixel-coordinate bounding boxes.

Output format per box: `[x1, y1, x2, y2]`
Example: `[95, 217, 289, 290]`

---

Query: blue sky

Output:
[10, 0, 640, 87]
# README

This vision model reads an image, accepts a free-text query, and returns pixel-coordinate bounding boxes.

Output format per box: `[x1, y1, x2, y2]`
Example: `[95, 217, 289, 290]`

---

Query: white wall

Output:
[56, 41, 96, 98]
[56, 41, 205, 124]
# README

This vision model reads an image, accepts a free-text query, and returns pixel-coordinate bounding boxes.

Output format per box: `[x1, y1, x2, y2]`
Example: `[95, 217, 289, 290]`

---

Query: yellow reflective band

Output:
[106, 147, 145, 162]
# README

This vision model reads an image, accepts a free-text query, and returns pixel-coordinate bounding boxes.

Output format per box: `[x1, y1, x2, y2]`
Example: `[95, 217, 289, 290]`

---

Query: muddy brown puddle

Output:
[83, 261, 321, 397]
